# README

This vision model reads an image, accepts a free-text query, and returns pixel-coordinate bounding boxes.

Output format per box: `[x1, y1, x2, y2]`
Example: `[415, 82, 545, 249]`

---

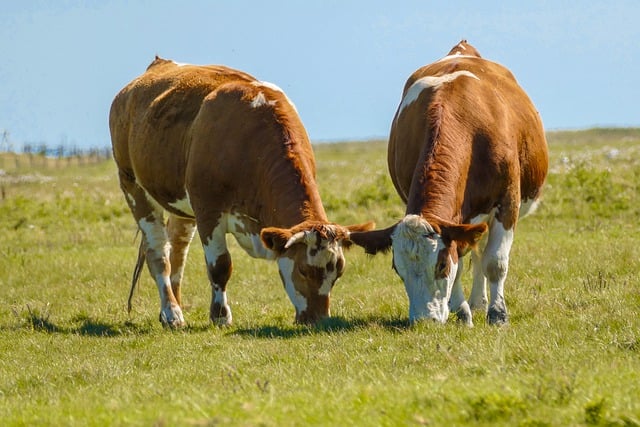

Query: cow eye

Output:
[423, 232, 437, 240]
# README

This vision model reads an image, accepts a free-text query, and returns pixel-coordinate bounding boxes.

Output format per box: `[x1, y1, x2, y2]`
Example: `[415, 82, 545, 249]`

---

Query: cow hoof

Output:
[455, 302, 474, 327]
[159, 305, 185, 328]
[469, 298, 488, 312]
[210, 303, 232, 326]
[487, 305, 508, 326]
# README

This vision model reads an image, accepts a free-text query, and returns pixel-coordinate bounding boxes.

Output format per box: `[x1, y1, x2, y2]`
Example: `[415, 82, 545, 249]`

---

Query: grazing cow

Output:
[350, 41, 548, 326]
[109, 56, 373, 327]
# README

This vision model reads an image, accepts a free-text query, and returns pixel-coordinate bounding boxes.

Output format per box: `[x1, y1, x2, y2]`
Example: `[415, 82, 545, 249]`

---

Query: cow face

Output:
[261, 221, 374, 324]
[350, 215, 487, 324]
[391, 216, 457, 323]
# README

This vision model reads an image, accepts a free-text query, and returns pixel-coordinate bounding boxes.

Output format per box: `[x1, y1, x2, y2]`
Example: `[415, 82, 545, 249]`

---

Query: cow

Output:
[109, 56, 374, 327]
[350, 41, 548, 326]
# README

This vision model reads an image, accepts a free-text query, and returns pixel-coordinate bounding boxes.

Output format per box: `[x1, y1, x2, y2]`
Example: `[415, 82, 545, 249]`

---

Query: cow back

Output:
[388, 45, 548, 225]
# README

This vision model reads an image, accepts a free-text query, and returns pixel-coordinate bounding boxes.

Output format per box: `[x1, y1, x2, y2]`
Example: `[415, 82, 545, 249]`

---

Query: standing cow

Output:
[109, 57, 373, 327]
[350, 41, 548, 326]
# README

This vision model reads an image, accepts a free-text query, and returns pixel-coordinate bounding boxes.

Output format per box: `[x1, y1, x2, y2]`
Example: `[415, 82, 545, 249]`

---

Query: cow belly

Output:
[227, 212, 276, 260]
[136, 180, 195, 219]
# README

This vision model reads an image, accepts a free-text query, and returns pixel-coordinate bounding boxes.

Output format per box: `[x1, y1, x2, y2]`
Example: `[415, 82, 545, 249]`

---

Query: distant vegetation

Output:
[1, 128, 639, 425]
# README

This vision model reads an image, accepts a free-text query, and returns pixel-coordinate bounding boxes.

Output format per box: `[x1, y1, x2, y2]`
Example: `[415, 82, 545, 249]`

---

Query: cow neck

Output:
[258, 145, 328, 228]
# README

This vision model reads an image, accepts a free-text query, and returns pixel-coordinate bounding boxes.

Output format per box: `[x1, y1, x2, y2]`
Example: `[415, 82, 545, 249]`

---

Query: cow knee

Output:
[483, 256, 509, 283]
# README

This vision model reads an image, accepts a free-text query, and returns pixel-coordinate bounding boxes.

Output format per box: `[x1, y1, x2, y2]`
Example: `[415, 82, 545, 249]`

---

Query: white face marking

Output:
[278, 257, 308, 314]
[227, 212, 275, 260]
[252, 80, 298, 111]
[168, 194, 194, 217]
[250, 91, 277, 108]
[171, 60, 192, 67]
[301, 232, 344, 296]
[397, 70, 480, 116]
[391, 215, 459, 323]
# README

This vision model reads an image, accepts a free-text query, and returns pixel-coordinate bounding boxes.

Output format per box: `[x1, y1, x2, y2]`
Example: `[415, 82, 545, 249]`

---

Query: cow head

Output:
[350, 214, 487, 324]
[261, 220, 375, 324]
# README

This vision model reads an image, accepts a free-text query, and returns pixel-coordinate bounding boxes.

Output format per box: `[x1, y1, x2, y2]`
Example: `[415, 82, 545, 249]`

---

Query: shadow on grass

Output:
[7, 304, 411, 338]
[7, 305, 157, 336]
[232, 315, 411, 339]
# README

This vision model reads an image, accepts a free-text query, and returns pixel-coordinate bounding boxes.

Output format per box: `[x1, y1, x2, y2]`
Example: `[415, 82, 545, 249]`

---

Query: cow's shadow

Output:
[6, 305, 409, 338]
[231, 316, 410, 339]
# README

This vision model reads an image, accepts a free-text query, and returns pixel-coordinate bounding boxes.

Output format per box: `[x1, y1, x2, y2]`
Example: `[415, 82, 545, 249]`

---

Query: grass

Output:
[1, 128, 640, 426]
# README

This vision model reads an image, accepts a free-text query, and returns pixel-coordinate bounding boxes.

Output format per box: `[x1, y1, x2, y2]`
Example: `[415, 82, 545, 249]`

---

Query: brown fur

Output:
[352, 40, 547, 254]
[389, 40, 548, 229]
[110, 57, 374, 325]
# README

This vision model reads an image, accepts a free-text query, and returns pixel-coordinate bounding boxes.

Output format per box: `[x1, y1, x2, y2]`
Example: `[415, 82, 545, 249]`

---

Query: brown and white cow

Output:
[109, 56, 373, 327]
[350, 41, 548, 326]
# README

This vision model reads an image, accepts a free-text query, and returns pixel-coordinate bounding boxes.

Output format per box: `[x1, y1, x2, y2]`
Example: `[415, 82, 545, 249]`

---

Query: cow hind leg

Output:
[469, 249, 488, 311]
[481, 220, 514, 325]
[167, 215, 197, 307]
[200, 220, 233, 326]
[119, 171, 184, 327]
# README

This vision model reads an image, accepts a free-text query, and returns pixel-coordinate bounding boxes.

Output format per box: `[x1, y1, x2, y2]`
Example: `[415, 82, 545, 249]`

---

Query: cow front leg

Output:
[449, 258, 473, 326]
[167, 215, 197, 307]
[482, 220, 514, 325]
[201, 223, 233, 326]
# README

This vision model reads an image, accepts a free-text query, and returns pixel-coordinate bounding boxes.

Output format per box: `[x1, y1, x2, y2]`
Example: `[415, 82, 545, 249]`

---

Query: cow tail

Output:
[128, 236, 146, 314]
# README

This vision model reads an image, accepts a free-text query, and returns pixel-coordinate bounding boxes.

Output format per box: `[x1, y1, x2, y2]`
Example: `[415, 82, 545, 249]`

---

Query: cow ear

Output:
[442, 223, 488, 248]
[348, 224, 396, 254]
[341, 221, 376, 249]
[260, 227, 292, 253]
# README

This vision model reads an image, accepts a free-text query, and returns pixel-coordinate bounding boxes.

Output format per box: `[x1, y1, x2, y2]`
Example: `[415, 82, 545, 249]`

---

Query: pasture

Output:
[1, 128, 639, 426]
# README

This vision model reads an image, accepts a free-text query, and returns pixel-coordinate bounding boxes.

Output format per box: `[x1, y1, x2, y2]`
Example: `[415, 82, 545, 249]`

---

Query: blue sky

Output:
[1, 0, 639, 149]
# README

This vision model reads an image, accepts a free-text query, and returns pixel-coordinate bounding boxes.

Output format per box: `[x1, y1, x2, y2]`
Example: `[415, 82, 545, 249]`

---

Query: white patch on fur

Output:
[483, 220, 514, 311]
[251, 91, 277, 108]
[203, 223, 228, 271]
[278, 257, 308, 314]
[305, 231, 344, 296]
[397, 70, 479, 116]
[519, 198, 540, 219]
[168, 194, 194, 217]
[227, 212, 275, 259]
[436, 53, 477, 63]
[252, 80, 298, 111]
[391, 215, 458, 323]
[138, 218, 169, 256]
[171, 60, 192, 67]
[138, 216, 183, 324]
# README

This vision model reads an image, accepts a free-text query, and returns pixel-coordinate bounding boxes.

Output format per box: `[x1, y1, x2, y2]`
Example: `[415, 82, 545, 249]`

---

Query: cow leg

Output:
[167, 215, 197, 306]
[481, 219, 514, 325]
[449, 257, 473, 326]
[469, 248, 488, 311]
[118, 172, 184, 327]
[199, 219, 233, 326]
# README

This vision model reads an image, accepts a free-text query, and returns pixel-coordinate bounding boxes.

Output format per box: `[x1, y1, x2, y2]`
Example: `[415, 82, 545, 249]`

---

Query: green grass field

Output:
[1, 128, 639, 426]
